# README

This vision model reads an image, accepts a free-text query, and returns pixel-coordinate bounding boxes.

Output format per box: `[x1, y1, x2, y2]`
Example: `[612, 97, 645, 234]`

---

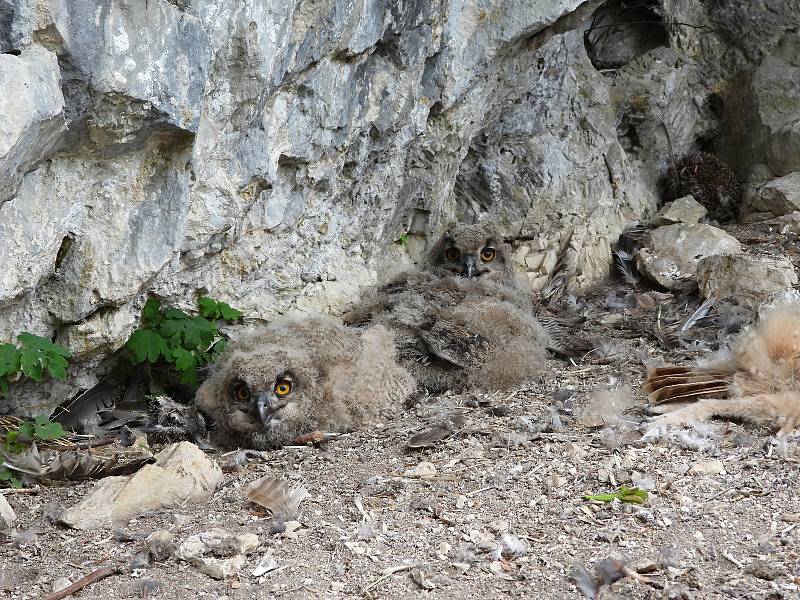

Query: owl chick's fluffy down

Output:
[195, 315, 416, 449]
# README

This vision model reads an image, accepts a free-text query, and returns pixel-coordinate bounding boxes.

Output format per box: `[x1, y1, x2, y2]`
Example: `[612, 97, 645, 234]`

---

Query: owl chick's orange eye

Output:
[275, 380, 293, 397]
[445, 247, 461, 262]
[234, 382, 251, 402]
[480, 247, 496, 262]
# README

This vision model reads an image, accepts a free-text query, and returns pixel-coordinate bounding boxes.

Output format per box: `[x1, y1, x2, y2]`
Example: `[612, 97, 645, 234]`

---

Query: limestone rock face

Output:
[0, 44, 65, 202]
[0, 0, 797, 412]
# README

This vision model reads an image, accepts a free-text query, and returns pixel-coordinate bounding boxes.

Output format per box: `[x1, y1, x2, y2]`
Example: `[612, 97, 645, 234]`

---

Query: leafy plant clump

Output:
[124, 297, 241, 385]
[0, 333, 73, 396]
[1, 415, 66, 488]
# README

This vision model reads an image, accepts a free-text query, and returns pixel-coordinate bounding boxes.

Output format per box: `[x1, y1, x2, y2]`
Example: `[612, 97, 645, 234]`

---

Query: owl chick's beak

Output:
[462, 255, 478, 278]
[255, 392, 274, 425]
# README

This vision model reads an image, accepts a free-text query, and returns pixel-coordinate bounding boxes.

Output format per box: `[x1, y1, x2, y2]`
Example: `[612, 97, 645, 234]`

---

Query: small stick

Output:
[362, 565, 414, 594]
[41, 566, 121, 600]
[0, 486, 40, 495]
[721, 551, 743, 568]
[73, 438, 116, 450]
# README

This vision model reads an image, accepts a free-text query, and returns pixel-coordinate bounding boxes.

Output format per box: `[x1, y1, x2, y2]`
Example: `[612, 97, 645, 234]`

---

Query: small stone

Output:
[171, 513, 191, 526]
[780, 512, 800, 523]
[51, 577, 72, 596]
[145, 529, 176, 562]
[697, 253, 798, 309]
[653, 195, 707, 225]
[132, 579, 161, 596]
[251, 551, 279, 577]
[745, 559, 784, 581]
[688, 460, 725, 476]
[404, 462, 437, 478]
[0, 494, 17, 529]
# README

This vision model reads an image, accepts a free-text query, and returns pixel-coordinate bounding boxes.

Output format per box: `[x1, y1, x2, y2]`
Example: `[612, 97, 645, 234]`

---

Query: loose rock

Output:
[0, 494, 17, 529]
[637, 224, 741, 289]
[177, 530, 260, 580]
[749, 172, 800, 217]
[697, 254, 798, 309]
[688, 460, 725, 476]
[652, 195, 707, 226]
[60, 442, 222, 529]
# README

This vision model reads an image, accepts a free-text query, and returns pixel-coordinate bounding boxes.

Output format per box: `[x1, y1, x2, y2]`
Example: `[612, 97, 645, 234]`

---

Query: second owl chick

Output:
[195, 315, 416, 449]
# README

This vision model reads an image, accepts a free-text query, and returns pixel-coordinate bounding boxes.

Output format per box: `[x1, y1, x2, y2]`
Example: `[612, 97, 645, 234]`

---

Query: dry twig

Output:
[40, 566, 121, 600]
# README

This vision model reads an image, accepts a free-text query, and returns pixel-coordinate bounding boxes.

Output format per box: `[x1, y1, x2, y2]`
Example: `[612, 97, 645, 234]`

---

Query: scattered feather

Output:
[578, 386, 637, 428]
[246, 477, 310, 522]
[681, 297, 716, 332]
[407, 413, 466, 449]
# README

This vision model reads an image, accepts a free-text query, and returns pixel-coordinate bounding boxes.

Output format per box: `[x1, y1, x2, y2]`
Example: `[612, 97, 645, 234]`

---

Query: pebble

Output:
[688, 460, 725, 475]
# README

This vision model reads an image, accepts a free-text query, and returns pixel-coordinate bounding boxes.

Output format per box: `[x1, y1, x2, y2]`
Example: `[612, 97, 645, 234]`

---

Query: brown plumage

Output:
[345, 223, 554, 394]
[195, 315, 416, 449]
[643, 308, 800, 436]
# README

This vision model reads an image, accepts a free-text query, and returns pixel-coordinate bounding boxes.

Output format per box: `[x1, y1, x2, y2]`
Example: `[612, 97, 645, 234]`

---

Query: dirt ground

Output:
[2, 221, 800, 599]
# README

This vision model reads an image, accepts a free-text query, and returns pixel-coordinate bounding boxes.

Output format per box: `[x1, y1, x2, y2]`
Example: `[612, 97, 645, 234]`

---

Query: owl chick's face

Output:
[203, 348, 319, 442]
[432, 223, 509, 280]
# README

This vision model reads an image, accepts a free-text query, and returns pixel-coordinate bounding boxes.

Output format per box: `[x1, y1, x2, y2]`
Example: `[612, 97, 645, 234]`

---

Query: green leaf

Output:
[179, 369, 198, 386]
[0, 343, 21, 377]
[0, 467, 22, 489]
[0, 377, 8, 396]
[17, 333, 72, 358]
[160, 316, 214, 350]
[45, 355, 69, 380]
[583, 486, 649, 505]
[218, 302, 242, 322]
[171, 347, 196, 373]
[16, 422, 35, 442]
[164, 308, 189, 321]
[197, 296, 219, 319]
[142, 298, 163, 327]
[210, 339, 228, 359]
[33, 415, 65, 440]
[20, 351, 44, 381]
[125, 329, 166, 364]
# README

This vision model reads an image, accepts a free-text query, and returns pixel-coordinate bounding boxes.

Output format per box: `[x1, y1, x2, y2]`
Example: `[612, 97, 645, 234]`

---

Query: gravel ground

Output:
[2, 221, 800, 599]
[1, 354, 799, 600]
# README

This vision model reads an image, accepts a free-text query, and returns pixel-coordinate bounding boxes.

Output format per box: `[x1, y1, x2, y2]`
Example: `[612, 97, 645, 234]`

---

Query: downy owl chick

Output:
[344, 222, 554, 394]
[195, 315, 416, 449]
[425, 222, 515, 282]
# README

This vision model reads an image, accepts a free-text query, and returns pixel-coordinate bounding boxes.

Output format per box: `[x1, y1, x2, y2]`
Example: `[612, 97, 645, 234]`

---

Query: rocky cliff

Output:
[1, 0, 799, 413]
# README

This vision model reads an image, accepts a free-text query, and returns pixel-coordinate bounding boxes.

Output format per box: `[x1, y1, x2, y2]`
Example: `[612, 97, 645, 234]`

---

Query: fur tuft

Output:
[643, 308, 800, 435]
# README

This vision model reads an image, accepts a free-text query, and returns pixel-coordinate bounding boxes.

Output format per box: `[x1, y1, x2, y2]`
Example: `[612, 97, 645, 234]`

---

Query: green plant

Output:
[394, 233, 409, 246]
[583, 485, 649, 505]
[0, 333, 72, 396]
[124, 297, 241, 385]
[1, 415, 65, 488]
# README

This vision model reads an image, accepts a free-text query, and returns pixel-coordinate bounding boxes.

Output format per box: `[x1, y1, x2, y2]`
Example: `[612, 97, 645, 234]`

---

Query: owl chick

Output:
[195, 315, 416, 449]
[643, 307, 800, 436]
[425, 222, 514, 282]
[345, 222, 556, 394]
